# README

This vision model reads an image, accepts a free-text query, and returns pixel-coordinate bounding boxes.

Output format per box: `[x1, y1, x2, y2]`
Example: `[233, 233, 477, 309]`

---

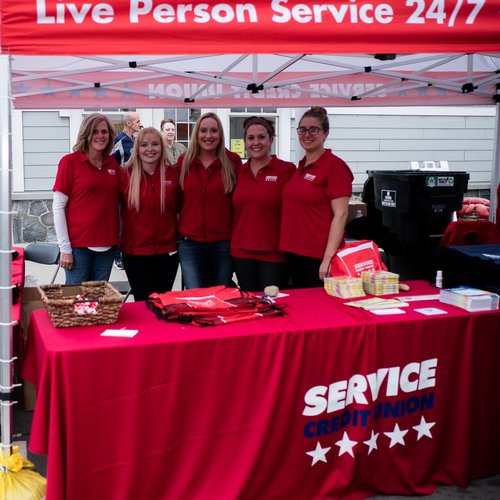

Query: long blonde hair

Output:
[179, 112, 235, 194]
[125, 127, 171, 213]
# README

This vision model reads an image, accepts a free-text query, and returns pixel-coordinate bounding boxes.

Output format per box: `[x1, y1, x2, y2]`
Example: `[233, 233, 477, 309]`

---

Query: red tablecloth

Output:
[22, 281, 500, 500]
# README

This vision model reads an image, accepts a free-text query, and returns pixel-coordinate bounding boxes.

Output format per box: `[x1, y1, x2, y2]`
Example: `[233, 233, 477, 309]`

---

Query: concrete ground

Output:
[14, 249, 500, 498]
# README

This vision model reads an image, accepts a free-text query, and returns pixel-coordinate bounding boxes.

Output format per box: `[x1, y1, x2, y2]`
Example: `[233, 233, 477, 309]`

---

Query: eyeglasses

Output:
[297, 126, 321, 136]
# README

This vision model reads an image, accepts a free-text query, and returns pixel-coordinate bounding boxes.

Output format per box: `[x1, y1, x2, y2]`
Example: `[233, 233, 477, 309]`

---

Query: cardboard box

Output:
[347, 200, 367, 223]
[21, 287, 45, 411]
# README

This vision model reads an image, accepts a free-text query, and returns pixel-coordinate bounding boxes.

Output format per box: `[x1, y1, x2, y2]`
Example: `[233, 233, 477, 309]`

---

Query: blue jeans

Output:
[178, 238, 232, 289]
[65, 246, 117, 285]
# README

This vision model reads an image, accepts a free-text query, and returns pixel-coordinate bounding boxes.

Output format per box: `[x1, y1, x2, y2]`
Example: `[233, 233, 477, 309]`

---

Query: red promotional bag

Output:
[330, 240, 387, 278]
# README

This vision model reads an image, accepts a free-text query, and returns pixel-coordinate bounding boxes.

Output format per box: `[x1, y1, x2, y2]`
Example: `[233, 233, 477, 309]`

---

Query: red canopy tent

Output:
[1, 0, 500, 482]
[1, 1, 500, 109]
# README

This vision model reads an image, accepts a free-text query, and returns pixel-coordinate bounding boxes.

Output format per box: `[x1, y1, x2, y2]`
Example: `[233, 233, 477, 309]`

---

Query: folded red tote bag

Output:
[330, 240, 387, 278]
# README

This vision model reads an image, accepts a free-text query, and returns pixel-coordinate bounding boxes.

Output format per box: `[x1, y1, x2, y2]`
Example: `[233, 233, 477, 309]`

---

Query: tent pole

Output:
[0, 54, 14, 459]
[490, 97, 500, 223]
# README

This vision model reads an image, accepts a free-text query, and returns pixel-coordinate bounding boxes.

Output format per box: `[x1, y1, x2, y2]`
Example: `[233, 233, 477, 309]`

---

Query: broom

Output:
[0, 445, 46, 499]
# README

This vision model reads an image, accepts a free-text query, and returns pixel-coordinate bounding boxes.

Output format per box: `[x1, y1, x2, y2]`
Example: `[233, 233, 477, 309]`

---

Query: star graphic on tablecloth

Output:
[335, 431, 357, 458]
[413, 415, 435, 440]
[384, 423, 408, 448]
[306, 441, 331, 466]
[363, 430, 379, 455]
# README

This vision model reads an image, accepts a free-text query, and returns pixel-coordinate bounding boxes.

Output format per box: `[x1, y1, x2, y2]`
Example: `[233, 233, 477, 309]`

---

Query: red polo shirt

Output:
[280, 149, 353, 259]
[53, 151, 119, 247]
[178, 151, 242, 242]
[118, 165, 180, 255]
[231, 156, 295, 262]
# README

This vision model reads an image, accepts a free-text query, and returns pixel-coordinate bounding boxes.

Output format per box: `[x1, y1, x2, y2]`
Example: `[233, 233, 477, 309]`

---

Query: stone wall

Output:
[13, 199, 56, 244]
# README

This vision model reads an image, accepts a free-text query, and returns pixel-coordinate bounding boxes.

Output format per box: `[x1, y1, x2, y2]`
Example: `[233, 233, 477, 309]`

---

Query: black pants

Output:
[232, 257, 289, 292]
[122, 252, 179, 302]
[287, 253, 323, 289]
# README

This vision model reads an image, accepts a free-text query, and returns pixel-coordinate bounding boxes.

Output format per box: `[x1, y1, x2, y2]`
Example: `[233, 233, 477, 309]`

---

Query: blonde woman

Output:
[118, 127, 180, 301]
[53, 113, 119, 284]
[178, 112, 242, 289]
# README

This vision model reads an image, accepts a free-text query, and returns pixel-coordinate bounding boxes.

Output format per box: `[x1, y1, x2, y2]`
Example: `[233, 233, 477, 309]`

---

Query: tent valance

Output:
[9, 53, 500, 108]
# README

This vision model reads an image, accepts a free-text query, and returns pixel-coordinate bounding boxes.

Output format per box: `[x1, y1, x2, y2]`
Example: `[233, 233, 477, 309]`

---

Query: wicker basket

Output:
[38, 281, 123, 328]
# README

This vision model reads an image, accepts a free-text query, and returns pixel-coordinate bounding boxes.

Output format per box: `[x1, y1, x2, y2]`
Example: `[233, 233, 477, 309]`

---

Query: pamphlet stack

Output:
[439, 286, 500, 312]
[361, 271, 400, 296]
[324, 276, 365, 298]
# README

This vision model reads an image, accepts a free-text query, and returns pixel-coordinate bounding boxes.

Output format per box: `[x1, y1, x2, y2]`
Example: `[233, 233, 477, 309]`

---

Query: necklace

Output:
[88, 154, 103, 170]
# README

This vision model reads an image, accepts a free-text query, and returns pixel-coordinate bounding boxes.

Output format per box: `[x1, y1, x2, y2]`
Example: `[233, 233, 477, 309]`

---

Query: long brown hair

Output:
[126, 127, 171, 213]
[179, 112, 235, 194]
[73, 113, 115, 156]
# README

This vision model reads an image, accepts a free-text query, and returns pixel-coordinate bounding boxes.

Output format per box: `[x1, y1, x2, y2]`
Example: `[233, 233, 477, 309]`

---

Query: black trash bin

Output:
[364, 170, 469, 280]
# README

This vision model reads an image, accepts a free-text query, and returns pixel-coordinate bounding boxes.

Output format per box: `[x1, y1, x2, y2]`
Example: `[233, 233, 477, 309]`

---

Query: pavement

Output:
[15, 248, 500, 498]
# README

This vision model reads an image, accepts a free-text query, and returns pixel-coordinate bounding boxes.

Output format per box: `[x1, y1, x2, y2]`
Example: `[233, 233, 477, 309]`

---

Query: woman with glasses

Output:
[178, 112, 242, 289]
[231, 117, 295, 292]
[280, 106, 353, 288]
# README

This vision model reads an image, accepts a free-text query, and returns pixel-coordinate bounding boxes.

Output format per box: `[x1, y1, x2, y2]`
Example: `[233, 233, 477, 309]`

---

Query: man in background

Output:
[112, 111, 142, 270]
[113, 111, 142, 166]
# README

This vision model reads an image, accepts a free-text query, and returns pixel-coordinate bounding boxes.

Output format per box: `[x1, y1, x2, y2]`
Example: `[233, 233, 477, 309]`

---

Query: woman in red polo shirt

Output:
[53, 113, 119, 285]
[118, 127, 180, 301]
[178, 112, 242, 289]
[231, 117, 295, 291]
[280, 106, 354, 288]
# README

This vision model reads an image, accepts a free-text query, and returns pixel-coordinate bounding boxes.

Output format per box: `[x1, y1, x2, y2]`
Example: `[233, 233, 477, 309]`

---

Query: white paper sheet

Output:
[370, 308, 407, 315]
[101, 329, 139, 338]
[414, 307, 448, 316]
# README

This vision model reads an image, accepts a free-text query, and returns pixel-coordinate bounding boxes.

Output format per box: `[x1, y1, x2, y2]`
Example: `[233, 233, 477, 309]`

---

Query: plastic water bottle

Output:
[435, 270, 443, 288]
